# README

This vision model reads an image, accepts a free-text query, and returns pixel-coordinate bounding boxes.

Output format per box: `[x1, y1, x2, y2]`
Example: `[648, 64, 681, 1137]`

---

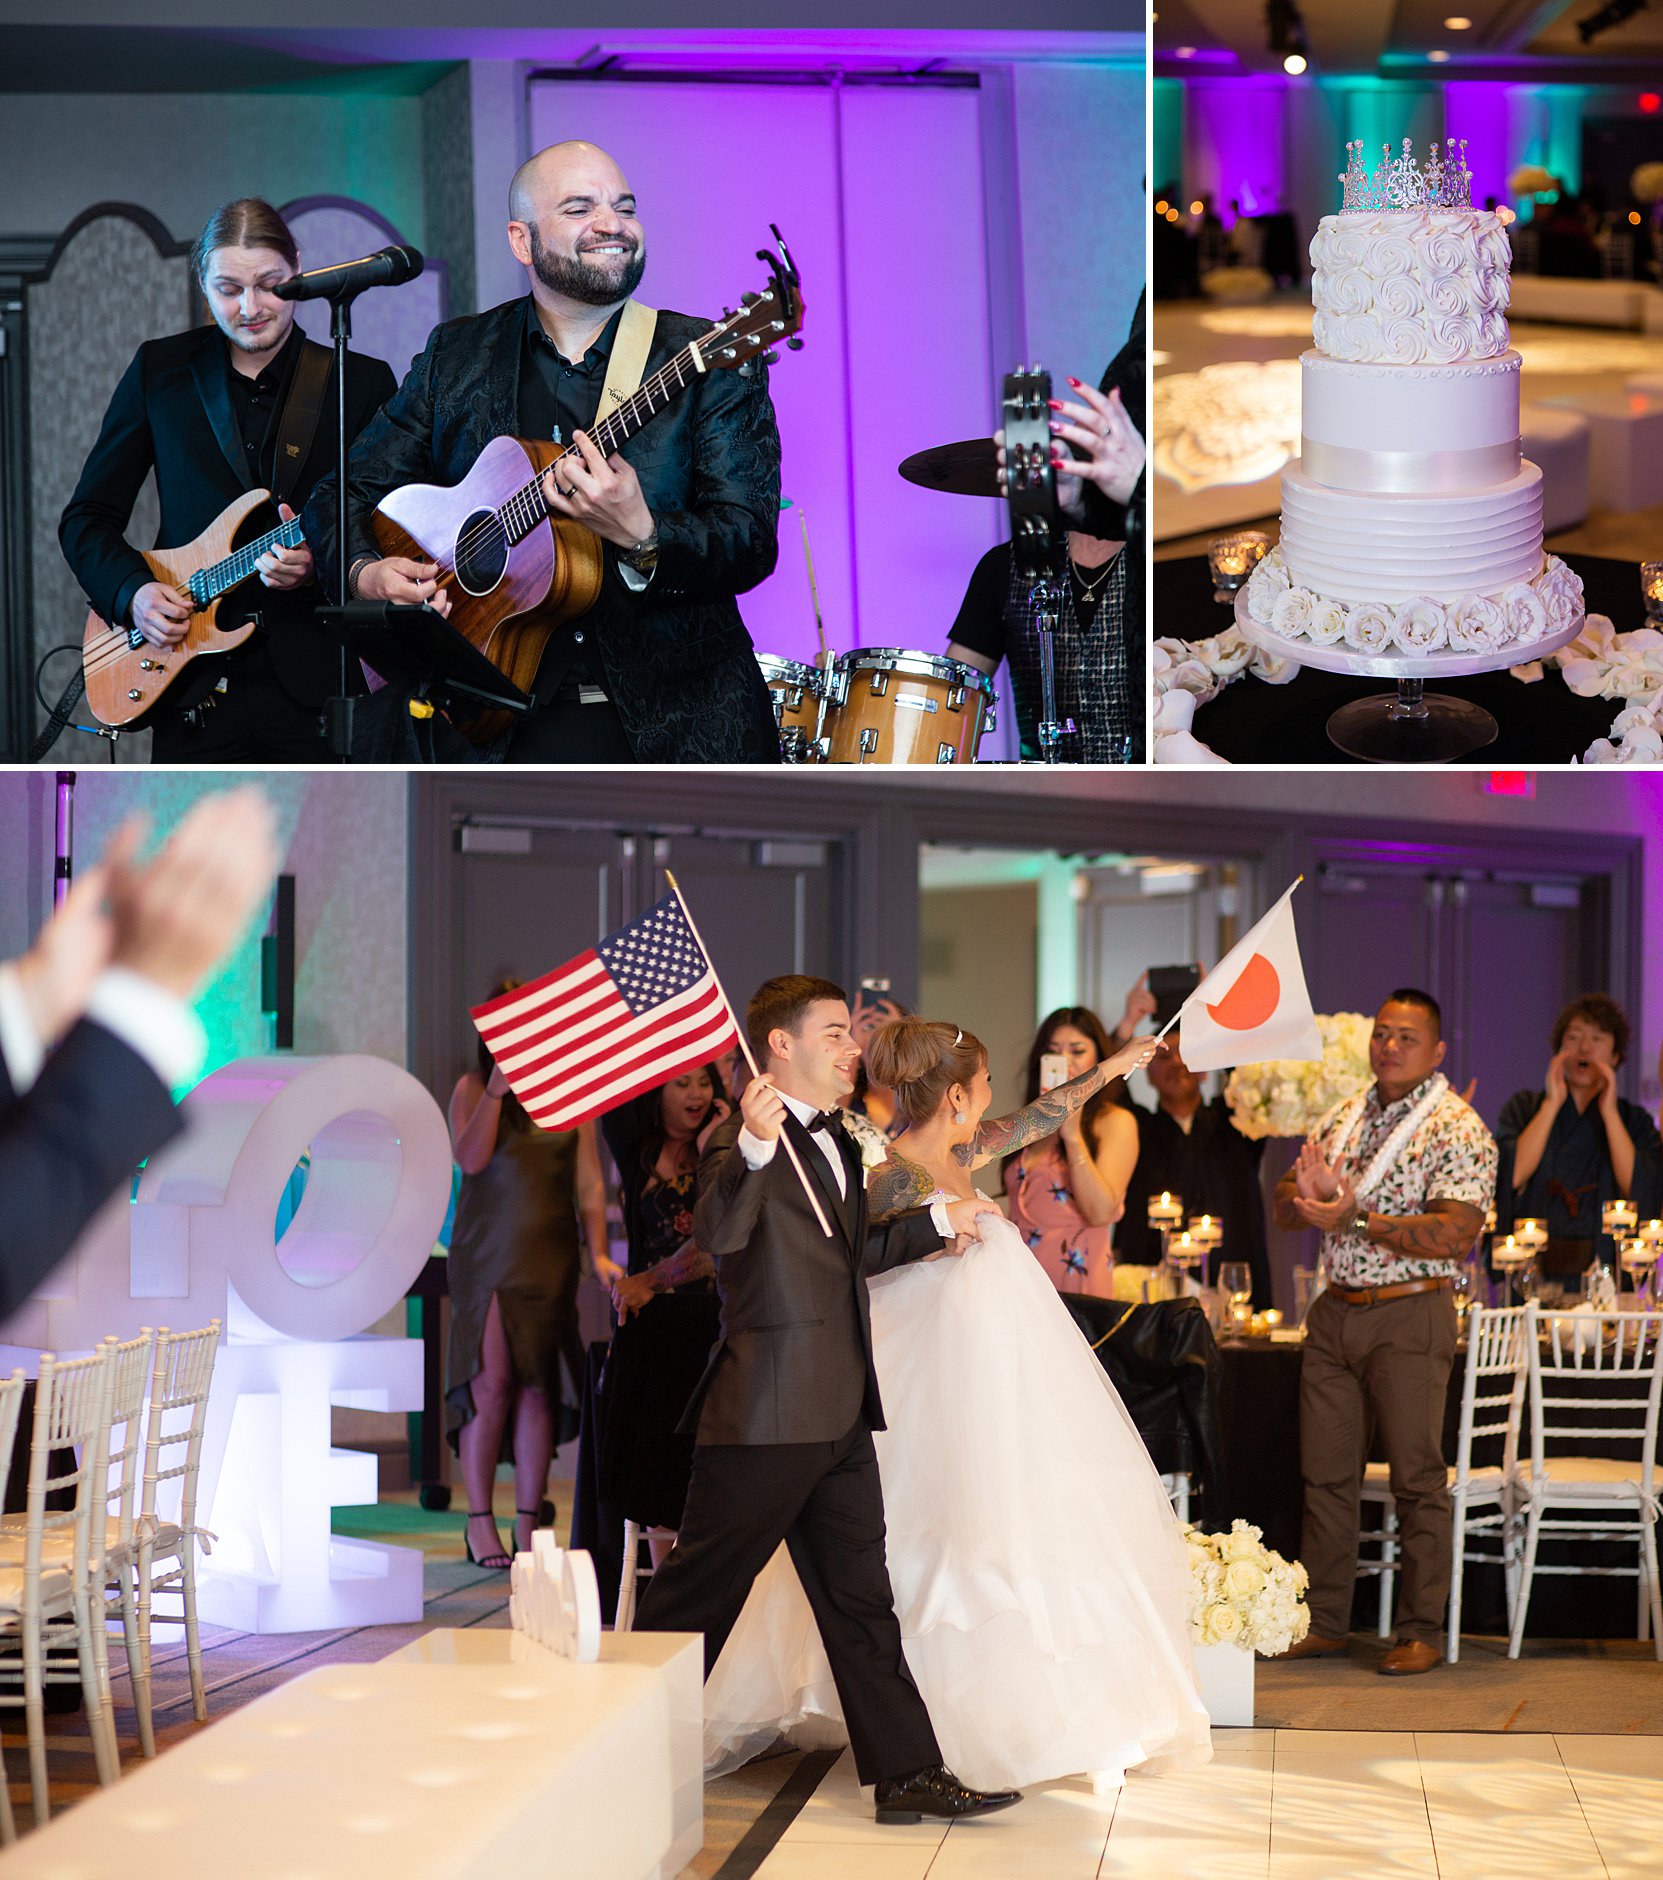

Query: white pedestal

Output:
[1194, 1641, 1255, 1728]
[6, 1627, 705, 1880]
[1541, 388, 1663, 512]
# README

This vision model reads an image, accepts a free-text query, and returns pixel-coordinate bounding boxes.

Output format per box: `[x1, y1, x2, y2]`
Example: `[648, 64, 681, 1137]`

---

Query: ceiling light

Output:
[1443, 15, 1471, 26]
[1190, 199, 1205, 215]
[1428, 48, 1451, 61]
[1176, 45, 1195, 58]
[1284, 52, 1308, 73]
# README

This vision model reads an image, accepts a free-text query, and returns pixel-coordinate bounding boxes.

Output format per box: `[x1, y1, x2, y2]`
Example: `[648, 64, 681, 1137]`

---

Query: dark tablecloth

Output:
[1155, 551, 1638, 764]
[1218, 1337, 1651, 1639]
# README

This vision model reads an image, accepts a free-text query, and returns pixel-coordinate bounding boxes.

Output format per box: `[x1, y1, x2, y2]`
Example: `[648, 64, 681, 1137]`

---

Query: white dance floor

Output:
[747, 1729, 1663, 1878]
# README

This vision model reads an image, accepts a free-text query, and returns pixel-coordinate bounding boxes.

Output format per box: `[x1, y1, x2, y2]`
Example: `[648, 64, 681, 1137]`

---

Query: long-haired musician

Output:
[59, 198, 396, 761]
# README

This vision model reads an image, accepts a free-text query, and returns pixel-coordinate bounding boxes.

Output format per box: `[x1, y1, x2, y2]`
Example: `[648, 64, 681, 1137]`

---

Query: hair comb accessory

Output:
[953, 1028, 963, 1045]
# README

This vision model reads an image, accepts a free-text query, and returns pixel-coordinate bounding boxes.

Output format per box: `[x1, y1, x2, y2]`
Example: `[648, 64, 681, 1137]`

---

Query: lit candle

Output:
[1262, 1308, 1284, 1329]
[1642, 561, 1663, 625]
[1147, 1191, 1184, 1229]
[1188, 1214, 1223, 1248]
[1207, 532, 1271, 603]
[1602, 1200, 1639, 1237]
[1620, 1236, 1658, 1270]
[1641, 1219, 1663, 1247]
[1493, 1233, 1529, 1267]
[1515, 1217, 1549, 1253]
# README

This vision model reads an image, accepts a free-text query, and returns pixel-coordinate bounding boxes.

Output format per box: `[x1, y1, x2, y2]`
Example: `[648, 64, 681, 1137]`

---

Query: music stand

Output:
[317, 604, 533, 756]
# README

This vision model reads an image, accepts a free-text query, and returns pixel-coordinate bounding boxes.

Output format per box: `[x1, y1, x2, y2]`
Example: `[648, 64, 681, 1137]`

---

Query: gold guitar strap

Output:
[598, 300, 658, 417]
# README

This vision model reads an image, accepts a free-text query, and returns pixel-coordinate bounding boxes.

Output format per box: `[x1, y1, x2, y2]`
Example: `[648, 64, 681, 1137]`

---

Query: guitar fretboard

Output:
[189, 517, 306, 604]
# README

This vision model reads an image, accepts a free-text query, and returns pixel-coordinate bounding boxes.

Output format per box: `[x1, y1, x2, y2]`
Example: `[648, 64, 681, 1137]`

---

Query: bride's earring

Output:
[954, 1113, 967, 1125]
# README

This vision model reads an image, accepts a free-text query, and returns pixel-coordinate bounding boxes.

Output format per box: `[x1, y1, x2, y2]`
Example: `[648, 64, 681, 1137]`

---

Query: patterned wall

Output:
[27, 213, 192, 763]
[421, 63, 478, 318]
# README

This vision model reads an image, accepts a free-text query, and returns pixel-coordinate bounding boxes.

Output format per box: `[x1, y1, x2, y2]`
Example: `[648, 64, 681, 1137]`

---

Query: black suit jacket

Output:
[60, 326, 397, 712]
[302, 298, 782, 763]
[0, 1020, 181, 1325]
[681, 1112, 944, 1445]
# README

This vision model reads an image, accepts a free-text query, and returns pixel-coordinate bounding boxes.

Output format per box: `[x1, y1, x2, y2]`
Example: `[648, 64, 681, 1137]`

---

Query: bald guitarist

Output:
[305, 140, 782, 764]
[59, 198, 396, 762]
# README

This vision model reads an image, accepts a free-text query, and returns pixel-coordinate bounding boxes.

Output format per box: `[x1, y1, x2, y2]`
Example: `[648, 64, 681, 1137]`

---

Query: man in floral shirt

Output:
[1271, 988, 1496, 1676]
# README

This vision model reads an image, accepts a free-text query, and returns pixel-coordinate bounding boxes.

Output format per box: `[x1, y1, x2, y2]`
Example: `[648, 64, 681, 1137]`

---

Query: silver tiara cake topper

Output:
[1339, 137, 1473, 213]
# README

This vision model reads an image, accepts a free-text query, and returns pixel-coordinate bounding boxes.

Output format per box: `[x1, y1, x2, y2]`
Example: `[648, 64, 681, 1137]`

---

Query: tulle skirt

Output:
[702, 1213, 1213, 1791]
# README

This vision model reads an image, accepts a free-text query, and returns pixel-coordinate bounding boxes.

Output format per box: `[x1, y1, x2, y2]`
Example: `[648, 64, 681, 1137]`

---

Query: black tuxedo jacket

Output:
[302, 298, 782, 763]
[682, 1111, 943, 1445]
[60, 326, 397, 712]
[0, 1019, 181, 1325]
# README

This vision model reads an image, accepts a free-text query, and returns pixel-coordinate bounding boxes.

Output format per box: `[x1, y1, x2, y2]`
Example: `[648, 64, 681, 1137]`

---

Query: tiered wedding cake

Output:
[1241, 138, 1584, 659]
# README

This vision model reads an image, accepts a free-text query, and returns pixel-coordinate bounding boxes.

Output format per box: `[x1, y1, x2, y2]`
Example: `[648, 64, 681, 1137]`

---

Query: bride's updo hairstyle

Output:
[866, 1017, 986, 1130]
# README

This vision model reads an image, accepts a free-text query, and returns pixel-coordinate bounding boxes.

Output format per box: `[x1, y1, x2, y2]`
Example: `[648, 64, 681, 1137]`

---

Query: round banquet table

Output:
[1217, 1334, 1654, 1639]
[1154, 551, 1638, 765]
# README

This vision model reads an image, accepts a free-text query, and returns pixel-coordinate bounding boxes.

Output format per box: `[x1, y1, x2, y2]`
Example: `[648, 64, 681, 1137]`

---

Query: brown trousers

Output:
[1298, 1285, 1458, 1645]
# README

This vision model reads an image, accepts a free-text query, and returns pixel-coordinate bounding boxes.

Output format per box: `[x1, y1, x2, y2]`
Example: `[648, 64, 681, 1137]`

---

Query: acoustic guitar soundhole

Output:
[453, 509, 509, 597]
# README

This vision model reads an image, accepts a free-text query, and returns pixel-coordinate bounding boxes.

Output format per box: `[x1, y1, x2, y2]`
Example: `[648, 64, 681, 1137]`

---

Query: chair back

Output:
[0, 1370, 27, 1509]
[22, 1347, 116, 1603]
[99, 1328, 157, 1552]
[1453, 1301, 1534, 1491]
[1524, 1310, 1663, 1497]
[139, 1322, 223, 1538]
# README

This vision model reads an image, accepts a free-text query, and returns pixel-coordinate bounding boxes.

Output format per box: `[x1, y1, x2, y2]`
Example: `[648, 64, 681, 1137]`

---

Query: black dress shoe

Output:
[873, 1764, 1022, 1825]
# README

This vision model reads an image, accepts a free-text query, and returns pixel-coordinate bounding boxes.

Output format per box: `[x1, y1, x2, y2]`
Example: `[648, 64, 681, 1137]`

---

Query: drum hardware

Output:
[1003, 365, 1079, 765]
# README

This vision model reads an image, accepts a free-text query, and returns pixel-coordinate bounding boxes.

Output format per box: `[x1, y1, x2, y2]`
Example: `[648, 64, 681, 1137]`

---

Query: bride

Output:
[702, 1015, 1212, 1793]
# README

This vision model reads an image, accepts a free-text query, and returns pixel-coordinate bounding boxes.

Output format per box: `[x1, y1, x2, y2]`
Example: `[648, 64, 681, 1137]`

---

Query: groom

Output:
[634, 975, 1019, 1824]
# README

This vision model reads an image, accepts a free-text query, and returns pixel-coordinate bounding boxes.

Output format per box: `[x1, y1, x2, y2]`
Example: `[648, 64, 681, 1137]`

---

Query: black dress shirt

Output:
[225, 324, 304, 489]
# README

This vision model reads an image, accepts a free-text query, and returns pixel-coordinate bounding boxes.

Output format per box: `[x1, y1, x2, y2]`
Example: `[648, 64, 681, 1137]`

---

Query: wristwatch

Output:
[1350, 1206, 1372, 1236]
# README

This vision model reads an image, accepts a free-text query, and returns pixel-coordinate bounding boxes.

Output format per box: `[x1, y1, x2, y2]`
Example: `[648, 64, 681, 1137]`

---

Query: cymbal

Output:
[898, 437, 999, 498]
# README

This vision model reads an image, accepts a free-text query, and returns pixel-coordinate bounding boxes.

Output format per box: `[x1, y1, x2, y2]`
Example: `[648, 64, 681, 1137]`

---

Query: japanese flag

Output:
[1177, 881, 1322, 1073]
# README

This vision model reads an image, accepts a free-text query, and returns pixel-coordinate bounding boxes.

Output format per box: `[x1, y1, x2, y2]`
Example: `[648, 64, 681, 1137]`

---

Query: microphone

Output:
[274, 245, 423, 302]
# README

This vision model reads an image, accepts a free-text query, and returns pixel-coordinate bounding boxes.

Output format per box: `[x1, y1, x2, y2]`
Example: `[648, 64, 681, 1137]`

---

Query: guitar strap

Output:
[270, 339, 333, 508]
[598, 300, 658, 416]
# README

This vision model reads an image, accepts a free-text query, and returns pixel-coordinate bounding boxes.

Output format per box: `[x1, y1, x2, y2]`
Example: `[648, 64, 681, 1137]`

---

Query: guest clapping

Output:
[1497, 994, 1662, 1278]
[448, 986, 608, 1570]
[1004, 1008, 1139, 1296]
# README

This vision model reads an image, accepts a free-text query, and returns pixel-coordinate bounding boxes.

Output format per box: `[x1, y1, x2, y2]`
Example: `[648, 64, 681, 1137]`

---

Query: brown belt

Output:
[1328, 1276, 1452, 1309]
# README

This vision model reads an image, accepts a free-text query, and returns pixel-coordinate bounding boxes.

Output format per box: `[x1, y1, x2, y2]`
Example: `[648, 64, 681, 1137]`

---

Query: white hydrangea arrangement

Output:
[1184, 1520, 1311, 1655]
[1223, 1012, 1372, 1140]
[1241, 545, 1580, 657]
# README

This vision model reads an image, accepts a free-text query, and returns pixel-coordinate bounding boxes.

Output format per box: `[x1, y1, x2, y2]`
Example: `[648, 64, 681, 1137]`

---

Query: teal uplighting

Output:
[1153, 78, 1183, 194]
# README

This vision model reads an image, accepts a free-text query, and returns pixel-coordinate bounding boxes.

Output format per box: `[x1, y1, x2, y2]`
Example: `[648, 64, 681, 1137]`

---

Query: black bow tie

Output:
[804, 1109, 845, 1136]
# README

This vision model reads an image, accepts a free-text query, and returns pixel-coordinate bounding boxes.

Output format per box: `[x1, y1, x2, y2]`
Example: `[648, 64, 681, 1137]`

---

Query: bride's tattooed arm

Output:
[867, 1155, 944, 1223]
[961, 1062, 1113, 1167]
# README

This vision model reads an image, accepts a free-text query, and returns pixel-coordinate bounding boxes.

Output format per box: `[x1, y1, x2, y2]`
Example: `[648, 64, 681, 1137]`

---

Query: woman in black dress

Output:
[449, 980, 610, 1570]
[598, 1063, 730, 1566]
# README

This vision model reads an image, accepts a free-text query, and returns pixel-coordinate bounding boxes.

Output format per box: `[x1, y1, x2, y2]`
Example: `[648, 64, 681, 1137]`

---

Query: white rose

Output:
[1534, 558, 1585, 634]
[1271, 587, 1315, 639]
[1606, 662, 1663, 703]
[1499, 583, 1548, 645]
[1168, 658, 1219, 701]
[1223, 1524, 1265, 1563]
[1304, 598, 1347, 645]
[1395, 596, 1452, 653]
[1225, 1559, 1267, 1599]
[1210, 631, 1255, 679]
[1343, 602, 1394, 653]
[1447, 593, 1507, 653]
[1203, 1603, 1243, 1646]
[1252, 650, 1300, 684]
[1243, 557, 1289, 626]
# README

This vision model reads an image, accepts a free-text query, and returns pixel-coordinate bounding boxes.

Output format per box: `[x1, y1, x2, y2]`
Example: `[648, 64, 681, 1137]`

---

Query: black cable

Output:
[28, 644, 92, 762]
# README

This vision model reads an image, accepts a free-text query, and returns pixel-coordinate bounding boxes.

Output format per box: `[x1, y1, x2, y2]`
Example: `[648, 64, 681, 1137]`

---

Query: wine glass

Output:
[1220, 1261, 1253, 1334]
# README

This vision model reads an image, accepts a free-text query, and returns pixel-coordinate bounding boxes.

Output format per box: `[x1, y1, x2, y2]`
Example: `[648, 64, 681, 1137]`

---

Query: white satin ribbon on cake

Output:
[1300, 436, 1521, 494]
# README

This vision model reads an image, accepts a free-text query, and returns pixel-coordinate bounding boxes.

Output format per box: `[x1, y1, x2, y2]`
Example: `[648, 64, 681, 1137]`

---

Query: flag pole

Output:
[665, 869, 836, 1240]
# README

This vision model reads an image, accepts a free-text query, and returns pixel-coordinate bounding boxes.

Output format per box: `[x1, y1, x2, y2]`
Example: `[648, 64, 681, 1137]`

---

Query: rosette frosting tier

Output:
[1310, 209, 1511, 364]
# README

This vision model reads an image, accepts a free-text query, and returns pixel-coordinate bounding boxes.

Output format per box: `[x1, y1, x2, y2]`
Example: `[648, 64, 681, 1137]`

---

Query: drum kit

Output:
[755, 372, 1076, 766]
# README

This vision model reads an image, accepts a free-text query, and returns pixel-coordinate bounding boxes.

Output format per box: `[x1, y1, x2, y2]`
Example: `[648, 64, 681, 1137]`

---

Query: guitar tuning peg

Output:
[741, 290, 761, 306]
[760, 350, 779, 366]
[786, 336, 804, 351]
[723, 306, 735, 319]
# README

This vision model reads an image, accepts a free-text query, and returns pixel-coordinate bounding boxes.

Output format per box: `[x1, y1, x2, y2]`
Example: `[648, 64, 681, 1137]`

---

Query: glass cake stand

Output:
[1233, 592, 1587, 764]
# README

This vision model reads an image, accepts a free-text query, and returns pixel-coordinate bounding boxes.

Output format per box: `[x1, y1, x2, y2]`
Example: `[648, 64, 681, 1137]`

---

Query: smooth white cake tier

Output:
[1299, 350, 1521, 493]
[1310, 210, 1511, 365]
[1279, 458, 1543, 603]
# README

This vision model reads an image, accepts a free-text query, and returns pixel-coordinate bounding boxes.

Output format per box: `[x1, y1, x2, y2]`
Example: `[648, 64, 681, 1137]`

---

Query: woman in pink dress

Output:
[1005, 1006, 1140, 1295]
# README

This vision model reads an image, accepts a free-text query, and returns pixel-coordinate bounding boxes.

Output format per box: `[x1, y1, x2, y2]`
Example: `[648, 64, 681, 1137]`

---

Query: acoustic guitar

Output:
[371, 228, 806, 738]
[82, 490, 303, 729]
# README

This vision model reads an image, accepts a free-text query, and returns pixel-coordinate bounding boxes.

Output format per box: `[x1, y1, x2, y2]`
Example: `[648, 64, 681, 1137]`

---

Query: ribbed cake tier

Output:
[1310, 209, 1511, 365]
[1279, 459, 1543, 604]
[1300, 351, 1521, 493]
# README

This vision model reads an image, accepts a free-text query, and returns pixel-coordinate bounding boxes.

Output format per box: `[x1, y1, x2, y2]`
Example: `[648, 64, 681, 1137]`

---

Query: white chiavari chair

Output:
[0, 1369, 29, 1845]
[127, 1322, 223, 1750]
[0, 1347, 119, 1826]
[1508, 1308, 1663, 1661]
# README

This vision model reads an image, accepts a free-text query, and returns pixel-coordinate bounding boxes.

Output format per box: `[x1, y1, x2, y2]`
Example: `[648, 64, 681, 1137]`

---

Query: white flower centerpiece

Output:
[1184, 1520, 1311, 1726]
[1223, 1012, 1373, 1140]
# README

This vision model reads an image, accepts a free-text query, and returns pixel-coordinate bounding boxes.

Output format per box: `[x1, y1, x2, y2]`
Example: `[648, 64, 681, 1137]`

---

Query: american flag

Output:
[470, 895, 738, 1131]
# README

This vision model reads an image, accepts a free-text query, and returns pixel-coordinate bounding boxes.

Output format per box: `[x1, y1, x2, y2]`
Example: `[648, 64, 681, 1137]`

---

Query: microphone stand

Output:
[326, 292, 355, 763]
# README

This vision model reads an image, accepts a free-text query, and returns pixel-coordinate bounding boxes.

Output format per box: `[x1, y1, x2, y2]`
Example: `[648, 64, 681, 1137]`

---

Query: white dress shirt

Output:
[0, 961, 206, 1098]
[738, 1090, 956, 1240]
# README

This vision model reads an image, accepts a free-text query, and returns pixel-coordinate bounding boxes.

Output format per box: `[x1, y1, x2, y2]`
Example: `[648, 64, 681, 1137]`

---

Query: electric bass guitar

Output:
[82, 490, 303, 729]
[370, 227, 805, 735]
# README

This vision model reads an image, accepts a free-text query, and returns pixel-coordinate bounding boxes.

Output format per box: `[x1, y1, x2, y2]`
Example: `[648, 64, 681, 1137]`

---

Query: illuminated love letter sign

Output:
[2, 1057, 454, 1634]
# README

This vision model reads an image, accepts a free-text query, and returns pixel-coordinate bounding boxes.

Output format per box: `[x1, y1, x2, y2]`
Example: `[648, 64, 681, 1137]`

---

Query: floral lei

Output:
[1316, 1072, 1450, 1203]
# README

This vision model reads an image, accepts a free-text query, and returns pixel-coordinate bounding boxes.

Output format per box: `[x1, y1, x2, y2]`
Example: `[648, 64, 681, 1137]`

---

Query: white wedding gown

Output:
[701, 1205, 1213, 1792]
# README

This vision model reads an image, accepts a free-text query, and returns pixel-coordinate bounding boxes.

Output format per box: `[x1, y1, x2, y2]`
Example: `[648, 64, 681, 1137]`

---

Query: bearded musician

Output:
[304, 140, 782, 764]
[60, 199, 396, 762]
